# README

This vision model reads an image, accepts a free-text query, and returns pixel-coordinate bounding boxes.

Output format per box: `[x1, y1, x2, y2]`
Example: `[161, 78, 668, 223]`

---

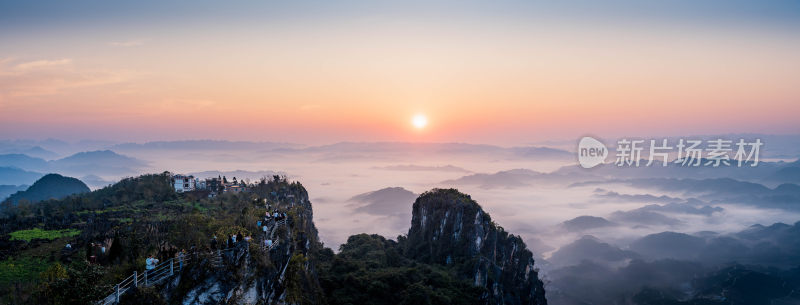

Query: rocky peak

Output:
[160, 180, 325, 305]
[406, 188, 547, 305]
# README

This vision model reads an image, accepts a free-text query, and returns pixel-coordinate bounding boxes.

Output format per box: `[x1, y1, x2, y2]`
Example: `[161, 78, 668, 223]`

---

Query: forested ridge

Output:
[0, 173, 547, 305]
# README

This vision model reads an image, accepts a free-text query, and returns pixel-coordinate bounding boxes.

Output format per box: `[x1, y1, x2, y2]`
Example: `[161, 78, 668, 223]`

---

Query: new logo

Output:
[578, 136, 608, 168]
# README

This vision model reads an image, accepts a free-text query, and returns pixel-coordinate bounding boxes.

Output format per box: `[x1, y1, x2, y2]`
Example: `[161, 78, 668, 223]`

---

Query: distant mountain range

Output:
[297, 142, 573, 162]
[0, 184, 28, 202]
[560, 215, 618, 232]
[371, 164, 472, 173]
[576, 177, 800, 210]
[52, 150, 145, 175]
[0, 167, 44, 185]
[555, 157, 800, 185]
[549, 235, 640, 266]
[0, 146, 59, 159]
[545, 221, 800, 304]
[349, 187, 417, 216]
[441, 168, 587, 189]
[0, 150, 145, 185]
[108, 140, 574, 162]
[0, 154, 50, 171]
[3, 173, 89, 205]
[111, 140, 301, 151]
[79, 175, 116, 189]
[0, 139, 118, 157]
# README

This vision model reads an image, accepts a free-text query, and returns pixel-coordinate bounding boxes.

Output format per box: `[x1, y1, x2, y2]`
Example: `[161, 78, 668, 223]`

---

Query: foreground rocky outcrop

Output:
[149, 181, 326, 305]
[406, 189, 547, 305]
[2, 172, 548, 304]
[318, 188, 547, 305]
[149, 187, 546, 305]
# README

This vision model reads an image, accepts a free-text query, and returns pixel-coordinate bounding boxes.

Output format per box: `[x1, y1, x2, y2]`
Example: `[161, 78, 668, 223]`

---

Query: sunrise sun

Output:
[412, 114, 428, 129]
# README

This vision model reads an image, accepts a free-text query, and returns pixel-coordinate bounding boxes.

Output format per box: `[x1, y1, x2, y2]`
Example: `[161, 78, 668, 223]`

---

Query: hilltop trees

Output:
[318, 234, 484, 305]
[42, 261, 109, 305]
[1, 172, 320, 304]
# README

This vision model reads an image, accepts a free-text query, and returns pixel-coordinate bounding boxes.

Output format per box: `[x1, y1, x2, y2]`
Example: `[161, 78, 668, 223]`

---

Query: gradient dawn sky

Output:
[1, 0, 799, 144]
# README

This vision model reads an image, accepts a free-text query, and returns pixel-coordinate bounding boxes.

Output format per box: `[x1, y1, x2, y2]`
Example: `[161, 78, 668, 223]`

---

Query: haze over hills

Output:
[103, 141, 576, 165]
[560, 216, 617, 232]
[544, 222, 800, 304]
[440, 168, 592, 189]
[0, 167, 43, 185]
[349, 187, 417, 216]
[111, 140, 301, 152]
[371, 164, 472, 173]
[0, 139, 117, 158]
[0, 150, 145, 179]
[0, 146, 59, 160]
[548, 235, 640, 267]
[554, 156, 800, 186]
[79, 175, 115, 189]
[0, 185, 27, 202]
[575, 177, 800, 210]
[2, 135, 800, 160]
[52, 150, 145, 175]
[0, 137, 799, 304]
[0, 154, 50, 172]
[767, 166, 800, 184]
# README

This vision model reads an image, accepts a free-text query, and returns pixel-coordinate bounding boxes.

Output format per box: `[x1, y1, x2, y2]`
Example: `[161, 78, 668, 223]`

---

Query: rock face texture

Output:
[162, 181, 325, 305]
[158, 186, 545, 305]
[405, 188, 547, 305]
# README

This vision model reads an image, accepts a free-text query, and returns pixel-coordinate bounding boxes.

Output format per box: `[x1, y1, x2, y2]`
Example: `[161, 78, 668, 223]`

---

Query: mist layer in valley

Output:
[2, 137, 800, 304]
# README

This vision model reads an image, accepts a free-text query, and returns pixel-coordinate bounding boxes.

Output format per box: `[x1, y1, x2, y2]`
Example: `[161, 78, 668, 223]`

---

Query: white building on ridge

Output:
[172, 174, 196, 193]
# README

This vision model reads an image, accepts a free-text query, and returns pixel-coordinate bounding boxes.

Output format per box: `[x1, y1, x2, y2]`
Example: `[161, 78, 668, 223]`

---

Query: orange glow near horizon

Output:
[0, 12, 799, 144]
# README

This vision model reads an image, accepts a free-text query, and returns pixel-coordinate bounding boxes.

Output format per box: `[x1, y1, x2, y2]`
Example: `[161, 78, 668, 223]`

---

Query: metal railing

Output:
[269, 219, 286, 240]
[210, 248, 236, 268]
[97, 217, 289, 304]
[97, 255, 190, 305]
[261, 219, 286, 251]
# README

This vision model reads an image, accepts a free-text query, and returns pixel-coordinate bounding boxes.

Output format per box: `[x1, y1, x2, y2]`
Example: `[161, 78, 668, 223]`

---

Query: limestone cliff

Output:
[405, 188, 547, 305]
[160, 181, 325, 305]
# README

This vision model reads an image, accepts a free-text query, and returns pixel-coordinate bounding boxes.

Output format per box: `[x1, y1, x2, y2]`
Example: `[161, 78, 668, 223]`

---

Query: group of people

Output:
[266, 211, 287, 221]
[203, 201, 289, 254]
[210, 231, 253, 251]
[85, 242, 107, 264]
[109, 199, 294, 280]
[145, 249, 187, 273]
[259, 204, 289, 250]
[145, 255, 160, 271]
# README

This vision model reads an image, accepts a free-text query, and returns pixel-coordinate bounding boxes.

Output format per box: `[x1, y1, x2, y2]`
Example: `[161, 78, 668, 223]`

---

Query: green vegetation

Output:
[75, 204, 141, 216]
[188, 201, 208, 212]
[112, 217, 133, 223]
[42, 261, 111, 305]
[2, 174, 363, 302]
[285, 254, 313, 305]
[0, 173, 325, 304]
[318, 234, 484, 305]
[9, 228, 81, 242]
[0, 173, 209, 303]
[0, 173, 548, 304]
[3, 173, 90, 205]
[0, 257, 50, 286]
